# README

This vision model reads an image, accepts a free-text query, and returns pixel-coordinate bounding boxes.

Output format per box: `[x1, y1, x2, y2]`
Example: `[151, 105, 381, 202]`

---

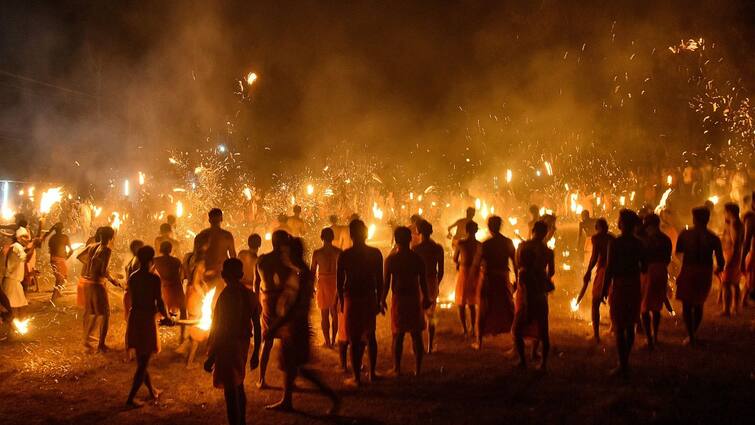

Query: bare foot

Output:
[385, 369, 400, 378]
[367, 372, 381, 383]
[471, 342, 481, 350]
[265, 400, 293, 411]
[343, 377, 361, 388]
[327, 396, 341, 416]
[97, 345, 111, 353]
[147, 389, 162, 400]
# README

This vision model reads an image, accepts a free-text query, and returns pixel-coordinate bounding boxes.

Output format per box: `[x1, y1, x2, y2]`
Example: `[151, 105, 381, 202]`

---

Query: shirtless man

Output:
[408, 215, 422, 249]
[720, 203, 743, 316]
[412, 220, 444, 353]
[311, 228, 341, 347]
[48, 223, 73, 300]
[741, 192, 755, 306]
[328, 215, 350, 250]
[80, 226, 121, 353]
[155, 223, 181, 259]
[194, 209, 236, 291]
[254, 230, 291, 389]
[447, 207, 476, 249]
[237, 234, 261, 289]
[337, 219, 383, 386]
[578, 218, 614, 343]
[383, 227, 430, 376]
[287, 205, 306, 238]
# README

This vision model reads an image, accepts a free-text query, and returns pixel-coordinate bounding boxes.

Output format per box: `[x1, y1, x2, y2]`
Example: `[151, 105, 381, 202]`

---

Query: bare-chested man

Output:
[328, 215, 350, 250]
[741, 192, 755, 306]
[383, 226, 430, 376]
[287, 205, 306, 238]
[238, 234, 262, 289]
[578, 218, 614, 343]
[453, 220, 481, 337]
[412, 220, 444, 353]
[48, 223, 72, 300]
[254, 230, 292, 389]
[311, 228, 341, 347]
[447, 207, 476, 249]
[155, 223, 181, 259]
[337, 219, 383, 386]
[194, 209, 236, 292]
[720, 203, 743, 316]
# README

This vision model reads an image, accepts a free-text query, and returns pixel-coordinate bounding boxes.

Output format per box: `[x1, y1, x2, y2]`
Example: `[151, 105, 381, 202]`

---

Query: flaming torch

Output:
[12, 317, 31, 335]
[39, 187, 63, 214]
[570, 298, 579, 312]
[197, 288, 217, 331]
[175, 201, 184, 218]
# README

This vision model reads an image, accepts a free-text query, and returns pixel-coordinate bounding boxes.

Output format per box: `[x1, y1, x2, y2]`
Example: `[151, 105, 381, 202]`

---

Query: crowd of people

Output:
[1, 188, 754, 424]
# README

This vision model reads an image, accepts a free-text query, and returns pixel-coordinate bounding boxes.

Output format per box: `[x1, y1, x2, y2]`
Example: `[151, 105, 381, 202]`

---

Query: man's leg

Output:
[457, 306, 468, 336]
[426, 307, 436, 353]
[338, 341, 348, 372]
[513, 332, 526, 369]
[641, 312, 653, 349]
[321, 309, 331, 346]
[682, 303, 695, 345]
[349, 340, 365, 385]
[330, 307, 338, 345]
[224, 385, 240, 425]
[367, 332, 378, 381]
[126, 354, 149, 406]
[299, 367, 340, 414]
[257, 339, 273, 388]
[392, 333, 404, 374]
[651, 311, 661, 344]
[591, 299, 601, 342]
[410, 331, 424, 376]
[469, 305, 477, 337]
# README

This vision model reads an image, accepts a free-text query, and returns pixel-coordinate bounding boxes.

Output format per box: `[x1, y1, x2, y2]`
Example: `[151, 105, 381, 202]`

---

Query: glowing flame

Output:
[175, 201, 184, 218]
[138, 172, 145, 186]
[508, 216, 518, 226]
[654, 188, 673, 214]
[619, 195, 626, 206]
[39, 187, 63, 214]
[372, 203, 384, 220]
[264, 232, 272, 241]
[306, 184, 314, 196]
[12, 317, 31, 335]
[168, 157, 178, 165]
[512, 238, 521, 249]
[367, 223, 377, 240]
[1, 204, 13, 221]
[197, 288, 217, 331]
[562, 263, 572, 271]
[123, 179, 130, 197]
[475, 198, 481, 210]
[324, 188, 334, 197]
[418, 208, 424, 216]
[570, 298, 579, 312]
[242, 187, 253, 200]
[479, 201, 490, 219]
[290, 195, 296, 206]
[666, 175, 672, 186]
[544, 161, 553, 176]
[92, 205, 102, 218]
[70, 242, 84, 251]
[505, 169, 513, 183]
[707, 195, 719, 205]
[246, 72, 258, 86]
[111, 212, 122, 231]
[547, 237, 556, 249]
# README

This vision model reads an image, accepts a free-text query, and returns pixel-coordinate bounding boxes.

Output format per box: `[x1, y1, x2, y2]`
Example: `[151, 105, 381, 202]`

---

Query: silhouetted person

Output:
[194, 208, 236, 291]
[602, 210, 644, 378]
[205, 258, 261, 425]
[337, 219, 383, 386]
[741, 192, 755, 305]
[125, 246, 172, 407]
[513, 220, 554, 371]
[675, 207, 724, 346]
[447, 207, 476, 249]
[81, 226, 120, 353]
[48, 222, 72, 300]
[287, 205, 306, 237]
[475, 216, 516, 350]
[265, 238, 339, 414]
[254, 230, 291, 389]
[578, 218, 614, 343]
[412, 220, 444, 353]
[154, 241, 186, 343]
[640, 214, 672, 349]
[383, 227, 430, 375]
[238, 234, 262, 289]
[155, 222, 181, 259]
[720, 203, 743, 316]
[453, 220, 481, 337]
[311, 228, 341, 347]
[123, 239, 144, 361]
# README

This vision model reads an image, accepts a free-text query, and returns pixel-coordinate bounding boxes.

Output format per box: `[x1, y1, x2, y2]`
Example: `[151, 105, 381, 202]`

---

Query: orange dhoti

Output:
[213, 339, 250, 388]
[77, 276, 94, 308]
[454, 266, 480, 306]
[391, 292, 425, 334]
[477, 270, 514, 336]
[641, 262, 668, 312]
[50, 256, 68, 284]
[676, 264, 713, 306]
[424, 275, 439, 324]
[161, 281, 186, 314]
[336, 305, 347, 343]
[126, 309, 160, 355]
[512, 287, 548, 340]
[260, 290, 282, 338]
[316, 273, 338, 310]
[608, 274, 641, 329]
[344, 295, 377, 342]
[591, 266, 607, 302]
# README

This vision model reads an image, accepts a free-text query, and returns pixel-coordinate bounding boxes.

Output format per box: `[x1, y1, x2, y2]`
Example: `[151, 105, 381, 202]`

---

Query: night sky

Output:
[1, 0, 753, 187]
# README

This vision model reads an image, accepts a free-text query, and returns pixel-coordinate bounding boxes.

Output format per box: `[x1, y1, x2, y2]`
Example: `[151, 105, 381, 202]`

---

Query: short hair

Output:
[99, 226, 115, 242]
[248, 233, 262, 249]
[466, 207, 476, 217]
[277, 214, 288, 223]
[208, 208, 223, 220]
[596, 218, 609, 232]
[328, 214, 338, 225]
[94, 226, 105, 242]
[320, 227, 335, 242]
[349, 219, 367, 241]
[271, 230, 290, 250]
[417, 220, 433, 236]
[529, 205, 540, 215]
[532, 220, 548, 237]
[159, 241, 173, 254]
[52, 222, 64, 233]
[692, 206, 710, 225]
[136, 245, 155, 266]
[643, 213, 661, 228]
[465, 220, 478, 235]
[580, 210, 590, 219]
[221, 258, 244, 281]
[160, 223, 172, 234]
[394, 226, 412, 245]
[166, 214, 177, 224]
[724, 202, 740, 217]
[293, 205, 302, 214]
[618, 209, 639, 232]
[488, 216, 502, 233]
[129, 239, 145, 255]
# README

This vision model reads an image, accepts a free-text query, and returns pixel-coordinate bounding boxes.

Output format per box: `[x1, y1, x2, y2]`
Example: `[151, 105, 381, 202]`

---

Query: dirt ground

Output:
[1, 268, 753, 425]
